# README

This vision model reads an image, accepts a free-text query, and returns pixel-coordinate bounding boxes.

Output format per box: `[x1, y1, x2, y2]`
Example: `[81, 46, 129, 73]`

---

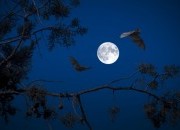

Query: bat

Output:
[120, 28, 145, 50]
[69, 56, 91, 72]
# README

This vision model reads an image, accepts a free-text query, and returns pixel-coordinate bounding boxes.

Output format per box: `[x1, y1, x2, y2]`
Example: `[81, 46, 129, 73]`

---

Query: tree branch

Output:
[0, 39, 24, 66]
[0, 26, 54, 45]
[0, 18, 28, 66]
[0, 85, 162, 101]
[0, 0, 50, 45]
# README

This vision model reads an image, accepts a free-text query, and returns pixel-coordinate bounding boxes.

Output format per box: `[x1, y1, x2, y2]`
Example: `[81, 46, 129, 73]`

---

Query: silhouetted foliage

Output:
[48, 23, 87, 49]
[108, 106, 120, 122]
[163, 65, 180, 79]
[0, 13, 16, 40]
[144, 92, 180, 128]
[148, 80, 158, 89]
[0, 93, 16, 123]
[0, 0, 87, 125]
[60, 112, 78, 128]
[0, 42, 35, 91]
[138, 63, 157, 76]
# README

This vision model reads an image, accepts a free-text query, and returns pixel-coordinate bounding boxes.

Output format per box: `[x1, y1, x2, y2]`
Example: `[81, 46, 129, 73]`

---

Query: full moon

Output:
[97, 42, 119, 64]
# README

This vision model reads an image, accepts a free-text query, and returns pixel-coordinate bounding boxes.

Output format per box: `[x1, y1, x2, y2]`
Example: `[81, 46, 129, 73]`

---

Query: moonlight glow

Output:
[97, 42, 119, 64]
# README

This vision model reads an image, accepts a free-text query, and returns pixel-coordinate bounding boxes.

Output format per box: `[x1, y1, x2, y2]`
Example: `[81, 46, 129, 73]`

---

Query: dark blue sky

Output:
[2, 0, 180, 130]
[30, 0, 180, 88]
[29, 0, 180, 92]
[27, 0, 180, 129]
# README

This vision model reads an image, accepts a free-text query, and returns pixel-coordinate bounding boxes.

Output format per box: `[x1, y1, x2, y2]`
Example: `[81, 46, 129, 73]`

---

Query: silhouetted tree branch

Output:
[0, 26, 54, 45]
[1, 65, 180, 128]
[0, 65, 180, 129]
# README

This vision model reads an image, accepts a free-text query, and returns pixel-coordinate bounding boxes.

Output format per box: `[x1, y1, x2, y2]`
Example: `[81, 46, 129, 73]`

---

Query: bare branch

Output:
[27, 79, 64, 86]
[107, 70, 139, 85]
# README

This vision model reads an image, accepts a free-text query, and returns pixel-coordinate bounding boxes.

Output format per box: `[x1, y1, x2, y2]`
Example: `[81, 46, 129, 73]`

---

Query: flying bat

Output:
[69, 56, 91, 72]
[120, 28, 145, 50]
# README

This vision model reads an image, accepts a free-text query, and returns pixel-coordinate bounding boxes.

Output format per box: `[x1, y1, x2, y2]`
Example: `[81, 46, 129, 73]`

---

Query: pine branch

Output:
[0, 84, 162, 130]
[0, 26, 54, 45]
[0, 85, 162, 101]
[0, 72, 179, 129]
[0, 18, 28, 66]
[0, 0, 50, 45]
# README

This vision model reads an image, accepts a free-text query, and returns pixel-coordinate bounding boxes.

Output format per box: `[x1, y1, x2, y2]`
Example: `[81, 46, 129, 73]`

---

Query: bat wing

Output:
[69, 56, 91, 72]
[130, 33, 145, 50]
[76, 66, 91, 72]
[69, 56, 80, 66]
[120, 30, 136, 38]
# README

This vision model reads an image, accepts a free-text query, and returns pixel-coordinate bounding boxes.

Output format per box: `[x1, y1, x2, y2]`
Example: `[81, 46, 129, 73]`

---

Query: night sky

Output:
[1, 0, 180, 130]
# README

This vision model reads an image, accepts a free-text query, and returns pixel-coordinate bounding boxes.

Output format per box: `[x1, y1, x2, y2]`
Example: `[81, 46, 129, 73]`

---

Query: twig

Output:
[0, 39, 23, 66]
[107, 70, 139, 85]
[25, 0, 49, 19]
[0, 36, 22, 45]
[77, 95, 92, 130]
[27, 79, 64, 86]
[32, 0, 42, 24]
[76, 85, 161, 101]
[0, 90, 20, 95]
[71, 95, 79, 116]
[144, 73, 168, 91]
